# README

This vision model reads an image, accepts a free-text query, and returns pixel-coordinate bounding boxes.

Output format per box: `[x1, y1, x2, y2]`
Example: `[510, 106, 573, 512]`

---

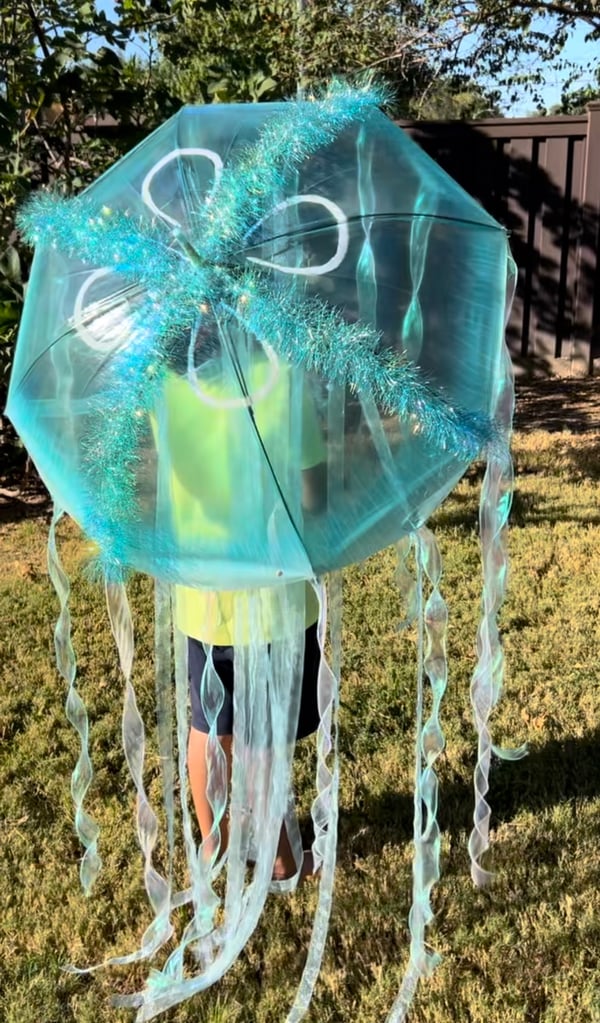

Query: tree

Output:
[426, 1, 599, 105]
[0, 0, 441, 414]
[411, 74, 501, 119]
[0, 1, 165, 413]
[449, 0, 600, 35]
[117, 0, 600, 115]
[150, 0, 436, 111]
[549, 68, 600, 113]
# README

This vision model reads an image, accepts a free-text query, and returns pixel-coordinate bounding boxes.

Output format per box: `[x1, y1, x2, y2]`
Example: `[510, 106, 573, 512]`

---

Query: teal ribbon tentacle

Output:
[401, 188, 434, 363]
[287, 578, 340, 1023]
[120, 617, 223, 1001]
[125, 629, 294, 1020]
[394, 535, 419, 630]
[354, 123, 398, 485]
[388, 526, 448, 1022]
[468, 345, 527, 887]
[47, 506, 102, 895]
[154, 581, 176, 900]
[106, 581, 174, 963]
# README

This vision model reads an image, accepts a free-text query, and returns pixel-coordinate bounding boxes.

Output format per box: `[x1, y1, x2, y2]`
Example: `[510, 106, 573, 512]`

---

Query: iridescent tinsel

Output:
[194, 79, 392, 263]
[225, 272, 496, 458]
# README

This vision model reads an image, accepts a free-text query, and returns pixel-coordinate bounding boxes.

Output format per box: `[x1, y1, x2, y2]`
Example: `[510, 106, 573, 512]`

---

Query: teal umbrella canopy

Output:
[6, 85, 521, 1023]
[8, 88, 511, 588]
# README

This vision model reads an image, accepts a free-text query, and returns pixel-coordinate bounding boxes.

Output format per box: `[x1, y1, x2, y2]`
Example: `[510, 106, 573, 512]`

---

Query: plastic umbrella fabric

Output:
[7, 83, 523, 1021]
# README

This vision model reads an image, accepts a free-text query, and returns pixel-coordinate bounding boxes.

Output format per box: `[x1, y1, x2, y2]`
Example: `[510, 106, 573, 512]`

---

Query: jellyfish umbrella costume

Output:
[7, 82, 525, 1021]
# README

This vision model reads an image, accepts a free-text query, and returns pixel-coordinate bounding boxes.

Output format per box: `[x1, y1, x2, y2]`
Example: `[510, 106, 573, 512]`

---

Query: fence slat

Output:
[578, 103, 600, 370]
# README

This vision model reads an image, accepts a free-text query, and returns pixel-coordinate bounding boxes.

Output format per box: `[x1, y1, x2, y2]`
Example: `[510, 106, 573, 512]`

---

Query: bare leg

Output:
[188, 726, 311, 880]
[273, 822, 297, 878]
[187, 727, 232, 861]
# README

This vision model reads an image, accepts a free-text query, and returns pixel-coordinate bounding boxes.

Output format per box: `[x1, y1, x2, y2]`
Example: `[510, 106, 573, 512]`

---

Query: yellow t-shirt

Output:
[161, 360, 325, 644]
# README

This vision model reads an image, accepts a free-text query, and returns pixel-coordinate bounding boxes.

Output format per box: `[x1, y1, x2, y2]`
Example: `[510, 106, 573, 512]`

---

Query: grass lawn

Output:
[1, 428, 599, 1023]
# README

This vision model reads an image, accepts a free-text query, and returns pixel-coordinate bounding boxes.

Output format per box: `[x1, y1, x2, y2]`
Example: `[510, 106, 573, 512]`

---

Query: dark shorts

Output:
[187, 622, 321, 739]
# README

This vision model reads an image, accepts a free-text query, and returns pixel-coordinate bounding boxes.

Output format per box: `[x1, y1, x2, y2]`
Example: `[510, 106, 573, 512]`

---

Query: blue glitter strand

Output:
[18, 197, 211, 337]
[223, 273, 498, 460]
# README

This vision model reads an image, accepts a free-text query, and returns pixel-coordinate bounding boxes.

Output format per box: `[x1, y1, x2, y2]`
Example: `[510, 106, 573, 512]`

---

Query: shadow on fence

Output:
[403, 106, 600, 380]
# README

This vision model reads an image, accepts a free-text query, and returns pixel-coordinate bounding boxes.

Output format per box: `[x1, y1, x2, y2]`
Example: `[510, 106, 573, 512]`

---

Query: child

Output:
[162, 347, 327, 881]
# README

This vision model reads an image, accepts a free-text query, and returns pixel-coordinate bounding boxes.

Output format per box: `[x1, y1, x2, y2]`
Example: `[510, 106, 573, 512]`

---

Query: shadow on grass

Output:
[434, 484, 600, 530]
[0, 488, 51, 525]
[509, 488, 600, 526]
[561, 436, 600, 481]
[514, 380, 600, 435]
[337, 725, 600, 859]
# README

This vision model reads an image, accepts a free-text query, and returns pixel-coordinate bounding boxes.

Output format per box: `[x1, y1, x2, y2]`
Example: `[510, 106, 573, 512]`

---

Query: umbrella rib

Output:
[213, 303, 312, 570]
[239, 209, 506, 263]
[16, 283, 145, 392]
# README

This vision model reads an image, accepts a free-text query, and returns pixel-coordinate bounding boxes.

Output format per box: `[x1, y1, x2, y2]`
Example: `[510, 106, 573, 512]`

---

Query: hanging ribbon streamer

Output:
[401, 190, 435, 364]
[94, 580, 174, 973]
[171, 612, 220, 941]
[388, 526, 448, 1021]
[124, 592, 303, 1021]
[394, 535, 419, 630]
[287, 577, 340, 1023]
[154, 580, 176, 891]
[47, 506, 101, 895]
[126, 612, 222, 1005]
[468, 347, 527, 886]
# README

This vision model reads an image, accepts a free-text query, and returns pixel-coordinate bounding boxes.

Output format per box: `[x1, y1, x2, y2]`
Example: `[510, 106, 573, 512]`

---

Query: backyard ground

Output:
[1, 381, 599, 1023]
[514, 379, 600, 433]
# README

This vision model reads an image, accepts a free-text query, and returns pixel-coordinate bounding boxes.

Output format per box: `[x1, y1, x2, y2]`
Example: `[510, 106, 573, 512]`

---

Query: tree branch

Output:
[454, 0, 600, 31]
[24, 0, 51, 58]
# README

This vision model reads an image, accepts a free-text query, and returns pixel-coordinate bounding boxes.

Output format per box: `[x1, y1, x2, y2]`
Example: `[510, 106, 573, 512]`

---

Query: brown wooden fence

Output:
[400, 104, 600, 378]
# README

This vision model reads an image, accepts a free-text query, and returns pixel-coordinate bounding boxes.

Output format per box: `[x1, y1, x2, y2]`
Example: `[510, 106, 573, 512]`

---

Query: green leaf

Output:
[0, 301, 20, 327]
[0, 247, 22, 285]
[254, 76, 278, 98]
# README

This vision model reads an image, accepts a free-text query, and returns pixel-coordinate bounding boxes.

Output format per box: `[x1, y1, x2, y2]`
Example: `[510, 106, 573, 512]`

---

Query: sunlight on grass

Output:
[1, 429, 599, 1022]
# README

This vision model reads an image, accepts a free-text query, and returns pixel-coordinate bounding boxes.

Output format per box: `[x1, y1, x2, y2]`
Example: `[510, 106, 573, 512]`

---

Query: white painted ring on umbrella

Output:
[246, 194, 349, 276]
[73, 159, 348, 404]
[187, 193, 349, 408]
[141, 148, 224, 228]
[188, 339, 281, 410]
[140, 147, 286, 409]
[73, 267, 131, 352]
